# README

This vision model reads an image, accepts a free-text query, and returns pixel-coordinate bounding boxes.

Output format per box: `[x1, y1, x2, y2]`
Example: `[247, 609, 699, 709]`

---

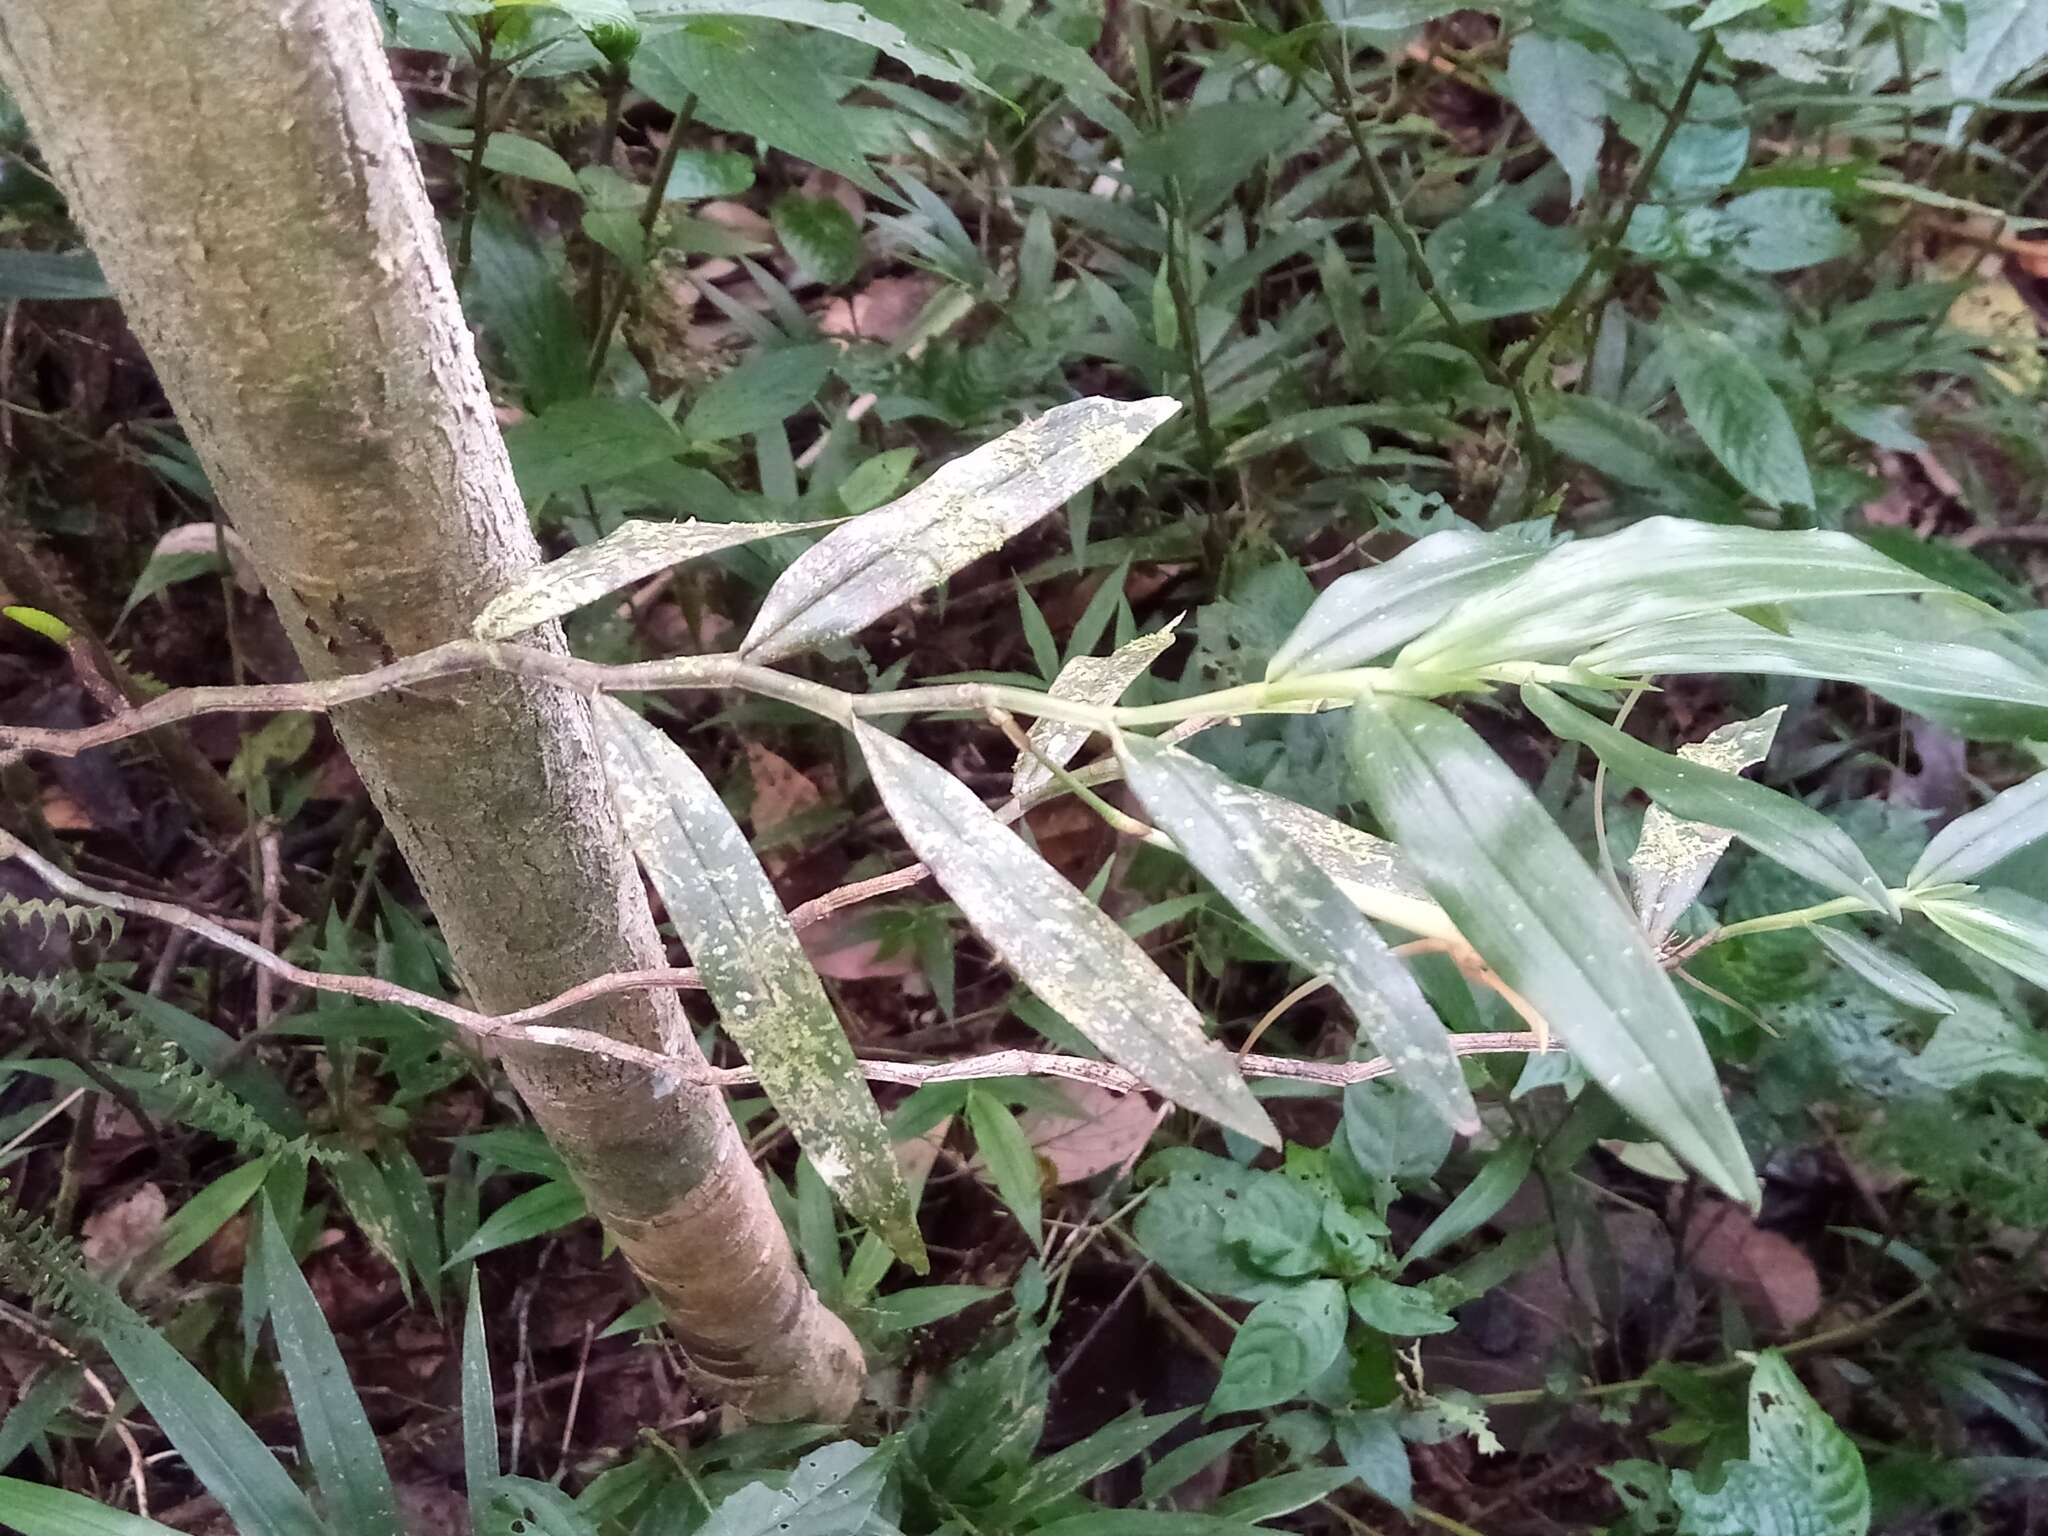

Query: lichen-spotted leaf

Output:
[1630, 708, 1783, 940]
[1118, 735, 1476, 1132]
[741, 397, 1180, 663]
[1012, 619, 1180, 799]
[473, 518, 825, 640]
[853, 720, 1275, 1146]
[596, 699, 924, 1268]
[1347, 693, 1759, 1206]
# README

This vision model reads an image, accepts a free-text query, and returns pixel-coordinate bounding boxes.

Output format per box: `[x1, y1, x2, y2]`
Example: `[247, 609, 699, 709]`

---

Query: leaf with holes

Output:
[1672, 1351, 1869, 1536]
[854, 721, 1275, 1146]
[1348, 694, 1758, 1206]
[742, 398, 1180, 662]
[1013, 621, 1180, 798]
[1119, 735, 1475, 1132]
[1209, 1279, 1347, 1416]
[1631, 709, 1783, 940]
[598, 700, 922, 1266]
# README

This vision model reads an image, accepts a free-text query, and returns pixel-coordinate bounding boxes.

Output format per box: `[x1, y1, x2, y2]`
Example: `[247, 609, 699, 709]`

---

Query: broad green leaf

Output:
[1812, 927, 1957, 1015]
[682, 342, 837, 444]
[472, 517, 824, 638]
[598, 700, 922, 1265]
[1631, 708, 1783, 940]
[444, 1180, 586, 1266]
[1577, 613, 2048, 741]
[1723, 188, 1855, 273]
[1343, 1079, 1453, 1183]
[1910, 772, 2048, 888]
[1120, 737, 1476, 1132]
[1132, 1150, 1304, 1301]
[464, 201, 588, 412]
[1013, 621, 1180, 798]
[1405, 1136, 1534, 1265]
[1347, 695, 1759, 1206]
[697, 1440, 893, 1536]
[1672, 1351, 1869, 1536]
[0, 250, 111, 301]
[1209, 1280, 1347, 1416]
[1918, 889, 2048, 993]
[1333, 1408, 1413, 1511]
[1267, 529, 1545, 678]
[1400, 518, 1940, 673]
[639, 0, 978, 88]
[504, 397, 685, 504]
[1664, 325, 1813, 509]
[256, 1208, 404, 1536]
[996, 1407, 1195, 1521]
[854, 722, 1275, 1146]
[464, 1282, 499, 1536]
[1504, 34, 1611, 205]
[663, 148, 757, 199]
[742, 397, 1180, 663]
[773, 194, 862, 285]
[0, 1479, 188, 1535]
[966, 1089, 1042, 1249]
[1523, 684, 1894, 917]
[1348, 1277, 1456, 1336]
[858, 0, 1118, 101]
[142, 1153, 277, 1279]
[480, 132, 582, 191]
[1426, 201, 1585, 319]
[1949, 0, 2048, 108]
[1912, 995, 2048, 1088]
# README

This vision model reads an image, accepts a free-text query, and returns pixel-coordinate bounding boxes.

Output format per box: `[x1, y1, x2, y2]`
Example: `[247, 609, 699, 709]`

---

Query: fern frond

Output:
[0, 1184, 114, 1331]
[0, 894, 122, 945]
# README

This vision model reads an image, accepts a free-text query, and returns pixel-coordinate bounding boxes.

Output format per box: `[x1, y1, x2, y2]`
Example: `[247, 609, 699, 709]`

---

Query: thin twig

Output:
[255, 830, 282, 1030]
[452, 18, 499, 293]
[588, 93, 695, 382]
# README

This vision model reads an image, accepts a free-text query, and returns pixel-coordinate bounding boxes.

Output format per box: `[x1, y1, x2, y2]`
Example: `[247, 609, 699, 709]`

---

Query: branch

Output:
[0, 826, 1560, 1095]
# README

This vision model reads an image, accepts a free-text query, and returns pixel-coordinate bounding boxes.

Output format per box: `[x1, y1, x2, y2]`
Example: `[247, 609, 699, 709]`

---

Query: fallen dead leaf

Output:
[82, 1182, 167, 1273]
[746, 743, 823, 836]
[39, 788, 93, 831]
[798, 910, 918, 981]
[1020, 1084, 1160, 1183]
[1683, 1201, 1821, 1332]
[820, 274, 937, 344]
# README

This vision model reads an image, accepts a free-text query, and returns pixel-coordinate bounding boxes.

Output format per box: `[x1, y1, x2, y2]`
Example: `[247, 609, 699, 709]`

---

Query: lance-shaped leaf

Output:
[1119, 736, 1477, 1132]
[1910, 772, 2048, 889]
[596, 700, 924, 1266]
[473, 518, 825, 640]
[1225, 788, 1460, 946]
[1348, 694, 1759, 1206]
[1399, 518, 1942, 673]
[741, 397, 1181, 663]
[1267, 529, 1545, 679]
[1578, 612, 2048, 742]
[1917, 888, 2048, 993]
[1013, 620, 1181, 799]
[853, 720, 1276, 1146]
[1523, 685, 1894, 918]
[1812, 926, 1957, 1015]
[1631, 708, 1783, 939]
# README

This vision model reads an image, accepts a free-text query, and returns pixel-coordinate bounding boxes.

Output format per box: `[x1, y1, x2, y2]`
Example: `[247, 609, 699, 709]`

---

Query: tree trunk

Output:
[0, 0, 861, 1420]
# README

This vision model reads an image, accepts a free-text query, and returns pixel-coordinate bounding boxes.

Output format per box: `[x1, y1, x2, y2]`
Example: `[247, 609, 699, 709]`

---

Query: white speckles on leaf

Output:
[1631, 708, 1783, 939]
[1012, 618, 1181, 799]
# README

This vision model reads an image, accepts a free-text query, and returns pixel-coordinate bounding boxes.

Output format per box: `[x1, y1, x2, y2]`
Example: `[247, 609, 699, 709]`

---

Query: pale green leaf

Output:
[463, 1282, 499, 1535]
[773, 194, 862, 285]
[1918, 888, 2048, 993]
[1405, 1137, 1534, 1265]
[1949, 0, 2048, 106]
[682, 342, 837, 444]
[1343, 1079, 1453, 1183]
[742, 397, 1179, 663]
[1523, 684, 1893, 916]
[858, 0, 1117, 100]
[256, 1208, 404, 1536]
[639, 0, 979, 88]
[1140, 1426, 1251, 1501]
[1268, 529, 1545, 678]
[1664, 325, 1813, 509]
[1631, 708, 1783, 940]
[663, 148, 758, 200]
[1206, 1468, 1358, 1523]
[1673, 1352, 1868, 1536]
[473, 517, 825, 638]
[854, 722, 1276, 1146]
[1013, 621, 1180, 798]
[1348, 1276, 1456, 1336]
[966, 1089, 1043, 1249]
[598, 699, 923, 1265]
[1215, 789, 1458, 945]
[1910, 772, 2048, 888]
[1812, 926, 1957, 1015]
[862, 1284, 999, 1333]
[1119, 737, 1477, 1132]
[1401, 518, 1939, 673]
[1333, 1409, 1413, 1511]
[1504, 34, 1611, 205]
[1209, 1280, 1347, 1415]
[697, 1440, 893, 1536]
[1912, 995, 2048, 1088]
[0, 250, 110, 302]
[1347, 695, 1759, 1205]
[996, 1407, 1194, 1521]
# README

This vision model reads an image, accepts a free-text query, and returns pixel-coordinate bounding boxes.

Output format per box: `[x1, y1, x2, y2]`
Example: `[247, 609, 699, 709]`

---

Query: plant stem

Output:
[581, 62, 631, 342]
[1700, 894, 1878, 944]
[1315, 36, 1548, 492]
[1510, 36, 1716, 387]
[587, 93, 694, 383]
[452, 17, 499, 294]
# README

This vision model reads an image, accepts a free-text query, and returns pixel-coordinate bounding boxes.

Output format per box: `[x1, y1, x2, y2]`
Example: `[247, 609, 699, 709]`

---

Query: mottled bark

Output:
[0, 0, 860, 1419]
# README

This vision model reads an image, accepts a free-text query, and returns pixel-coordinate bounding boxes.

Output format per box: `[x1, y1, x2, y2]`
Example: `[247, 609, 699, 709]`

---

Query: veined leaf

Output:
[1523, 684, 1893, 917]
[1504, 33, 1611, 206]
[1119, 736, 1477, 1132]
[1631, 708, 1783, 940]
[473, 517, 825, 639]
[503, 397, 686, 505]
[1664, 325, 1813, 509]
[1347, 695, 1759, 1206]
[697, 1440, 892, 1536]
[1013, 621, 1180, 798]
[0, 1479, 188, 1535]
[1399, 519, 1937, 673]
[1348, 1277, 1455, 1336]
[1672, 1351, 1868, 1536]
[1910, 772, 2048, 888]
[682, 342, 836, 444]
[853, 721, 1275, 1146]
[1918, 889, 2048, 993]
[256, 1208, 404, 1536]
[1813, 926, 1957, 1015]
[741, 398, 1180, 663]
[598, 700, 923, 1266]
[1577, 612, 2048, 740]
[1267, 529, 1545, 679]
[1209, 1280, 1347, 1416]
